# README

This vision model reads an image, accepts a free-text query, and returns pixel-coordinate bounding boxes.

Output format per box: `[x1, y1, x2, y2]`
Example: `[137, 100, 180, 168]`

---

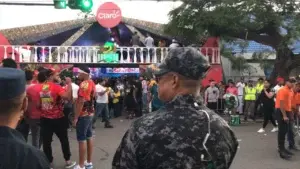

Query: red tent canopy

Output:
[200, 37, 219, 58]
[200, 37, 223, 87]
[0, 33, 20, 63]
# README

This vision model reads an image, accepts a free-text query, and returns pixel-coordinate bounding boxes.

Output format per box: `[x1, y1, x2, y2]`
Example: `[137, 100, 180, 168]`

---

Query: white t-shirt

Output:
[116, 83, 124, 90]
[142, 80, 148, 93]
[95, 84, 108, 103]
[145, 36, 154, 47]
[236, 82, 245, 96]
[169, 43, 179, 48]
[273, 85, 282, 94]
[273, 84, 283, 101]
[71, 83, 79, 99]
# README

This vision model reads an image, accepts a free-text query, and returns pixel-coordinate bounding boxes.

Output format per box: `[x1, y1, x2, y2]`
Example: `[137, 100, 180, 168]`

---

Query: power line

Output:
[0, 2, 53, 6]
[0, 0, 179, 6]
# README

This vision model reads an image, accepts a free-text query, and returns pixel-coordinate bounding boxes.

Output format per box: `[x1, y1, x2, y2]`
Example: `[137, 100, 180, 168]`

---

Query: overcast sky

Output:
[0, 0, 182, 29]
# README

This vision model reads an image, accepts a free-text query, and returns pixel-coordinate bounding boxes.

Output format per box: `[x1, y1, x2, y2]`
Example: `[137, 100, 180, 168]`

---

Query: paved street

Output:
[46, 117, 300, 169]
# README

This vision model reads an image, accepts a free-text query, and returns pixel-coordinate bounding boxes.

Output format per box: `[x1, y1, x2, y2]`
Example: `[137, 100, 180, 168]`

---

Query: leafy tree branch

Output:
[165, 0, 300, 80]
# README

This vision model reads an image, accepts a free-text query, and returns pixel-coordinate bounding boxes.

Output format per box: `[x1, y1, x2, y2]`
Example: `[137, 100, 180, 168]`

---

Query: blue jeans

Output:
[287, 113, 295, 147]
[142, 93, 148, 112]
[93, 103, 109, 125]
[76, 116, 93, 142]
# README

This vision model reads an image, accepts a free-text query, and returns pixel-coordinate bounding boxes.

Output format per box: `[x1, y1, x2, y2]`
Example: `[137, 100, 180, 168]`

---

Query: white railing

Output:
[0, 45, 221, 64]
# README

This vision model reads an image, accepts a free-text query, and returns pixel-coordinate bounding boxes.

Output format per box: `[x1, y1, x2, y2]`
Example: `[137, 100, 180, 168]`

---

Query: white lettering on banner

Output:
[97, 10, 120, 20]
[106, 68, 139, 74]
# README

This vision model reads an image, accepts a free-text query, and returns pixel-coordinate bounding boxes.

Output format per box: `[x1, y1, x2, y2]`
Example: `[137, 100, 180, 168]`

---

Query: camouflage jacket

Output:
[112, 94, 238, 169]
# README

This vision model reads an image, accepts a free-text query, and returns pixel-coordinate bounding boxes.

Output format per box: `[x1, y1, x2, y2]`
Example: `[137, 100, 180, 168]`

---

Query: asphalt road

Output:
[45, 117, 300, 169]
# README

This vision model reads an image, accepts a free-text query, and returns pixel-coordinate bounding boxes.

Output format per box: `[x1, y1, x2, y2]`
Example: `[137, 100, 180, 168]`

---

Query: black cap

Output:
[0, 68, 26, 100]
[78, 65, 90, 74]
[148, 47, 210, 80]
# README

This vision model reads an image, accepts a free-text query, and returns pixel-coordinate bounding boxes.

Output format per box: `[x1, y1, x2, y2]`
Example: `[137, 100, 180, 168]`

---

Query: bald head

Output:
[65, 77, 72, 84]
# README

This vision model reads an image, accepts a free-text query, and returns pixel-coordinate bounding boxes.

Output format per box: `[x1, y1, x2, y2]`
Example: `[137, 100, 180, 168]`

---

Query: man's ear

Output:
[171, 74, 179, 89]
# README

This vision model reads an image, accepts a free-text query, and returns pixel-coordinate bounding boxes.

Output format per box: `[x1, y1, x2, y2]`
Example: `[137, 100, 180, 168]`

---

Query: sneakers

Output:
[73, 165, 85, 169]
[257, 128, 265, 133]
[65, 161, 76, 168]
[271, 127, 278, 132]
[104, 122, 113, 128]
[84, 161, 94, 169]
[278, 149, 292, 160]
[73, 162, 93, 169]
[289, 145, 300, 151]
[258, 127, 278, 133]
[50, 163, 54, 169]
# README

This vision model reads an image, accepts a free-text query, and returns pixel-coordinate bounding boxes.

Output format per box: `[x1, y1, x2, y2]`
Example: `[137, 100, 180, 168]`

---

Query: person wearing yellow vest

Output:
[244, 80, 257, 121]
[112, 87, 122, 117]
[254, 78, 264, 119]
[255, 78, 264, 93]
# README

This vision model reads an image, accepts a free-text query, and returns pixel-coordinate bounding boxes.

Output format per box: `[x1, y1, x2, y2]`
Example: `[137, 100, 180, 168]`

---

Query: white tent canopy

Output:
[0, 0, 182, 29]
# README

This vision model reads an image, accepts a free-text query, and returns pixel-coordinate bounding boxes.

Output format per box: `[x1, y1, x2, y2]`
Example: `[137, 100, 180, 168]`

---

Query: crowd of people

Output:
[0, 45, 298, 169]
[203, 76, 300, 159]
[0, 58, 165, 169]
[0, 47, 239, 169]
[203, 77, 279, 125]
[74, 75, 163, 122]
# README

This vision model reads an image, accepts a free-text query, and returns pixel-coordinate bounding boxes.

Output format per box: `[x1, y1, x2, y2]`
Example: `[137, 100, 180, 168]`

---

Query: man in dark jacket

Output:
[112, 48, 238, 169]
[0, 68, 50, 169]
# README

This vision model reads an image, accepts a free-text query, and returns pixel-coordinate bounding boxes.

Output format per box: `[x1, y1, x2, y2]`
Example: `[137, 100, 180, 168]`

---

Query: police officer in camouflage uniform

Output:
[112, 47, 239, 169]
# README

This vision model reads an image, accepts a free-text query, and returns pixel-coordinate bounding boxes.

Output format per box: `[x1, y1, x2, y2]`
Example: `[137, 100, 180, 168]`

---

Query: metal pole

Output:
[0, 2, 54, 6]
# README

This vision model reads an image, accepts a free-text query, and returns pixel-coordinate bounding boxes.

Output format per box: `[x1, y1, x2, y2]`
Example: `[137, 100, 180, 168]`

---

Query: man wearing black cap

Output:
[73, 65, 96, 169]
[0, 68, 50, 168]
[112, 47, 238, 169]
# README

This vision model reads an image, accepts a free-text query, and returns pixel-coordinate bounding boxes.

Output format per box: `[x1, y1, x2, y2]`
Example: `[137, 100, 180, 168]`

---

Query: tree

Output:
[165, 0, 300, 81]
[252, 50, 275, 78]
[221, 45, 255, 76]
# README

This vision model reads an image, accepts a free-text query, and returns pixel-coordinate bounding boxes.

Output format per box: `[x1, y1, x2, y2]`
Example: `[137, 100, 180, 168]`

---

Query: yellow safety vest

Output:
[256, 83, 264, 93]
[245, 87, 257, 100]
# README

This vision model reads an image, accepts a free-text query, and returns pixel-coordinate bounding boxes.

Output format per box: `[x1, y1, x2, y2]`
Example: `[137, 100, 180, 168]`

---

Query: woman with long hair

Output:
[257, 80, 278, 133]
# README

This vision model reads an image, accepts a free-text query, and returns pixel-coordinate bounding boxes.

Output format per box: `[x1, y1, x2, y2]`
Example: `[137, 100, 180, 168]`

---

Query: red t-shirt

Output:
[26, 84, 42, 119]
[78, 80, 95, 116]
[39, 82, 65, 119]
[31, 80, 38, 85]
[226, 87, 238, 96]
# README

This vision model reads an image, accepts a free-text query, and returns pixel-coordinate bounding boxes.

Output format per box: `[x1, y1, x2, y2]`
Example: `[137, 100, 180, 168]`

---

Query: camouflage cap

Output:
[150, 47, 210, 80]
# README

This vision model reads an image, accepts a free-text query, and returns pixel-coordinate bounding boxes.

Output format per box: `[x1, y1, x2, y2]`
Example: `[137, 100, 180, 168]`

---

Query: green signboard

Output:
[98, 41, 119, 63]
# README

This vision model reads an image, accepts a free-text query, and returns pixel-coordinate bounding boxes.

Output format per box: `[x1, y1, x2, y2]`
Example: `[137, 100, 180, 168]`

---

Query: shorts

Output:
[76, 116, 93, 142]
